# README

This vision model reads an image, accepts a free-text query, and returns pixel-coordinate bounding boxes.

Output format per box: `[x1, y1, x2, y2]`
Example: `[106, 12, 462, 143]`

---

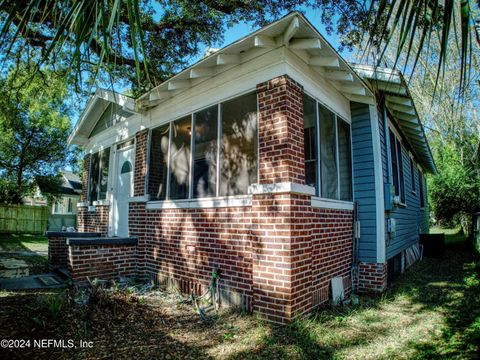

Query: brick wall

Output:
[358, 262, 388, 293]
[311, 209, 354, 305]
[77, 205, 109, 235]
[68, 243, 137, 286]
[129, 203, 253, 309]
[134, 129, 149, 197]
[48, 236, 68, 271]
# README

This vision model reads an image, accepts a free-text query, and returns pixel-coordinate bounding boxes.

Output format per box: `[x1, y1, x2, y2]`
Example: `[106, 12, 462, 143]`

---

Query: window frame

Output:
[147, 90, 258, 202]
[419, 169, 425, 209]
[388, 126, 406, 206]
[303, 93, 353, 202]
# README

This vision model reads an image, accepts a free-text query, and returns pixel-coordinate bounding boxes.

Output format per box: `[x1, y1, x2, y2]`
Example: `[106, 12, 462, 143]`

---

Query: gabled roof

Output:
[59, 170, 82, 195]
[352, 64, 436, 174]
[137, 11, 374, 108]
[68, 89, 136, 146]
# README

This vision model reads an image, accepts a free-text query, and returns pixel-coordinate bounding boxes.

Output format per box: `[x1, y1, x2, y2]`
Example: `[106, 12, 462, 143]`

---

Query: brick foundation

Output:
[67, 239, 138, 286]
[358, 262, 388, 293]
[46, 232, 103, 271]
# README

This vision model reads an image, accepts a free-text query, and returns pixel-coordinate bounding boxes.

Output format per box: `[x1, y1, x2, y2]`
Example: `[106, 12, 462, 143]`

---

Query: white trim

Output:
[77, 202, 89, 208]
[93, 199, 110, 206]
[369, 105, 386, 263]
[310, 197, 354, 210]
[129, 195, 150, 203]
[146, 195, 252, 210]
[247, 182, 316, 196]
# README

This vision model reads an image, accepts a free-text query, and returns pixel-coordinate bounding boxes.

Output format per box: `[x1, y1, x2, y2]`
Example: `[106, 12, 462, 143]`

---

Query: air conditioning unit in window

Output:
[393, 195, 402, 206]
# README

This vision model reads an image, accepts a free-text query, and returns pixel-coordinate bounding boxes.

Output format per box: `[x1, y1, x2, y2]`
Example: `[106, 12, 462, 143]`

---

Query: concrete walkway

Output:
[0, 273, 66, 290]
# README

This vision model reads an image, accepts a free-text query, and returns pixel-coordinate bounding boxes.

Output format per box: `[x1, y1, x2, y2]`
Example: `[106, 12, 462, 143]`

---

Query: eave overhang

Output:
[68, 89, 136, 146]
[352, 64, 436, 175]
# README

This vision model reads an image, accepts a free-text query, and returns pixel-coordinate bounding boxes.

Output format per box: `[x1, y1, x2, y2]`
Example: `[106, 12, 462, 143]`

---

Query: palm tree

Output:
[0, 0, 478, 94]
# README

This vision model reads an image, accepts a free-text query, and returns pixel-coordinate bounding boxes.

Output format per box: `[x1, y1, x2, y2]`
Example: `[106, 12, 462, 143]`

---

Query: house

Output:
[52, 12, 435, 324]
[48, 171, 82, 230]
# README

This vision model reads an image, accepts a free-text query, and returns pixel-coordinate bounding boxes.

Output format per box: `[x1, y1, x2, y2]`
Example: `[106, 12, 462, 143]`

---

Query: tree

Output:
[1, 1, 478, 95]
[0, 62, 72, 204]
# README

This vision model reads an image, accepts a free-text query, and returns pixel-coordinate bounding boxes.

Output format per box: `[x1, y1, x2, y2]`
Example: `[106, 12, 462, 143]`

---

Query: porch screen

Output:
[303, 94, 318, 193]
[88, 147, 110, 204]
[148, 124, 170, 201]
[193, 105, 218, 198]
[220, 92, 258, 196]
[319, 105, 338, 199]
[169, 116, 191, 200]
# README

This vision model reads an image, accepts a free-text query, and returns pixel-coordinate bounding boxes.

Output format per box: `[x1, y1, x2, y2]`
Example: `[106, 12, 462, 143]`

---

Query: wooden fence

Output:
[0, 204, 49, 234]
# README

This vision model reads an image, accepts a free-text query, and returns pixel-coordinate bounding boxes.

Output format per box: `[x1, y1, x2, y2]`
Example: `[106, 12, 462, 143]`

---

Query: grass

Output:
[0, 233, 49, 275]
[0, 228, 479, 359]
[0, 233, 48, 253]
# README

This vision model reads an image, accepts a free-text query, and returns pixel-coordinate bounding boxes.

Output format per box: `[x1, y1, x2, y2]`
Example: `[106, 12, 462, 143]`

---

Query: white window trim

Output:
[146, 195, 252, 210]
[387, 121, 406, 207]
[310, 197, 354, 210]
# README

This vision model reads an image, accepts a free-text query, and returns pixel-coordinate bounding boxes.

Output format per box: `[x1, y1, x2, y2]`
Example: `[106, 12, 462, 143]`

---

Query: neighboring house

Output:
[51, 171, 82, 215]
[48, 171, 81, 231]
[64, 12, 435, 323]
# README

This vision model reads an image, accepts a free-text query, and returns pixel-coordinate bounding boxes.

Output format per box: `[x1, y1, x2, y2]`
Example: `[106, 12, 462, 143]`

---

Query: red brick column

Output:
[358, 262, 388, 293]
[133, 129, 149, 197]
[257, 75, 305, 184]
[251, 75, 314, 323]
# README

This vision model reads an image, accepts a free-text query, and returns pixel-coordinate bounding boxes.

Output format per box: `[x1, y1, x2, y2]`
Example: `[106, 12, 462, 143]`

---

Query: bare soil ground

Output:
[0, 229, 479, 359]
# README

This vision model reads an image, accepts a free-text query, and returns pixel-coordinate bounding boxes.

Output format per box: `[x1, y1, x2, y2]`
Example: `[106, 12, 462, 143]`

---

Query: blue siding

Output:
[351, 102, 377, 262]
[380, 108, 430, 260]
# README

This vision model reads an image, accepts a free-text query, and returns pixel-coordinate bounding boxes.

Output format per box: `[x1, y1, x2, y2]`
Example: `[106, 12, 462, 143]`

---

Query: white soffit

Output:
[352, 64, 436, 174]
[137, 11, 374, 110]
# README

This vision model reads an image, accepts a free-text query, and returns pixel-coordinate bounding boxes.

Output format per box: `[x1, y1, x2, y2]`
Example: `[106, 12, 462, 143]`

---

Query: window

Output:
[147, 92, 257, 200]
[169, 116, 191, 200]
[303, 95, 318, 191]
[419, 171, 425, 208]
[337, 119, 353, 201]
[319, 105, 338, 199]
[389, 129, 405, 204]
[410, 158, 416, 193]
[88, 148, 110, 204]
[67, 198, 73, 213]
[148, 124, 170, 200]
[220, 92, 258, 196]
[193, 105, 218, 198]
[303, 97, 352, 201]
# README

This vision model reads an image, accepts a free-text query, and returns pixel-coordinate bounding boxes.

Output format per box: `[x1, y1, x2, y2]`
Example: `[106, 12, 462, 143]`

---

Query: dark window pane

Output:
[149, 124, 170, 200]
[193, 105, 218, 198]
[389, 130, 399, 196]
[303, 95, 318, 192]
[419, 171, 425, 208]
[99, 148, 110, 200]
[88, 152, 100, 203]
[338, 119, 352, 201]
[319, 104, 338, 199]
[169, 116, 191, 200]
[220, 92, 257, 196]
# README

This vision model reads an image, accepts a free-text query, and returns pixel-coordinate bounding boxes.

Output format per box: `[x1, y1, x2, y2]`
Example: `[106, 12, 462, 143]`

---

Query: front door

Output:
[112, 146, 134, 237]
